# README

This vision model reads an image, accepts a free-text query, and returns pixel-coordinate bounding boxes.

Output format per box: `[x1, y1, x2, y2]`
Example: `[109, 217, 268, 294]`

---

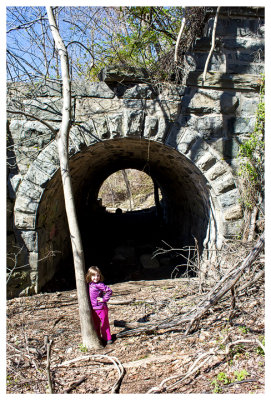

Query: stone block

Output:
[8, 173, 21, 199]
[74, 122, 100, 146]
[221, 37, 264, 51]
[196, 115, 224, 138]
[187, 71, 261, 91]
[14, 212, 36, 229]
[72, 81, 115, 98]
[98, 65, 150, 83]
[123, 110, 144, 136]
[157, 85, 185, 100]
[25, 164, 51, 188]
[69, 127, 89, 153]
[224, 204, 243, 220]
[218, 188, 240, 208]
[213, 174, 236, 195]
[8, 120, 56, 146]
[196, 153, 217, 171]
[107, 113, 123, 137]
[16, 179, 44, 201]
[206, 163, 228, 180]
[32, 150, 59, 177]
[75, 98, 120, 119]
[122, 84, 155, 99]
[155, 117, 171, 142]
[226, 116, 256, 135]
[23, 97, 66, 121]
[14, 195, 39, 214]
[143, 116, 158, 138]
[20, 230, 38, 252]
[227, 62, 264, 75]
[208, 137, 240, 160]
[239, 94, 260, 116]
[91, 117, 110, 139]
[177, 129, 198, 154]
[223, 220, 243, 238]
[183, 90, 220, 114]
[146, 99, 180, 119]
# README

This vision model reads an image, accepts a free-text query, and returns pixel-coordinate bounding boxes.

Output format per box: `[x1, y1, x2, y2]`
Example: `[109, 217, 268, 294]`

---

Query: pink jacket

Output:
[88, 282, 112, 310]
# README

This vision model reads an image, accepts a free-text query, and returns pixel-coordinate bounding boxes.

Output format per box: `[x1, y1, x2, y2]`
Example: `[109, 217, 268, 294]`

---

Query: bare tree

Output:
[46, 6, 101, 350]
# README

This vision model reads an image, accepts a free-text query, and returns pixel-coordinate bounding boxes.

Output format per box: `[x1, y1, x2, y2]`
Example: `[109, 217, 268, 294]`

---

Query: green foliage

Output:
[234, 369, 249, 381]
[78, 343, 88, 353]
[211, 369, 249, 393]
[238, 75, 265, 210]
[105, 7, 184, 73]
[238, 325, 249, 334]
[211, 372, 231, 393]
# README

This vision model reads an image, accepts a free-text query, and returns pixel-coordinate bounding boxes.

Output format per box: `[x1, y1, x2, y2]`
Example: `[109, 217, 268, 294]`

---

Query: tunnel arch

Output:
[34, 137, 220, 289]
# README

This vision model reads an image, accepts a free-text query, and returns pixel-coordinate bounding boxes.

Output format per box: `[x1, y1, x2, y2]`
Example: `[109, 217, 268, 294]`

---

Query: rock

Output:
[98, 65, 150, 83]
[224, 204, 243, 220]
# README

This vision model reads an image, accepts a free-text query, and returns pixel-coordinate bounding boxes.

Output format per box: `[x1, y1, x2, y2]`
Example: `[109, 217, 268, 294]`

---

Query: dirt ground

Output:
[6, 277, 265, 394]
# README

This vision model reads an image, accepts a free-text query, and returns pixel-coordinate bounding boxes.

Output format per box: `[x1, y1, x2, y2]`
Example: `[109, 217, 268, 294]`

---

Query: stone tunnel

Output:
[36, 138, 213, 289]
[7, 6, 264, 297]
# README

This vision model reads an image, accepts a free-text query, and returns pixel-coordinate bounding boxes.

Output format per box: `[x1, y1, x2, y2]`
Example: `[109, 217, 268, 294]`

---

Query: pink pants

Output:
[91, 306, 112, 341]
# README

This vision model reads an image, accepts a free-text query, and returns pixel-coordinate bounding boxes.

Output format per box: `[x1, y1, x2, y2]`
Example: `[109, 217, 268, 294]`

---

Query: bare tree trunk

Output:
[46, 6, 101, 350]
[122, 169, 134, 210]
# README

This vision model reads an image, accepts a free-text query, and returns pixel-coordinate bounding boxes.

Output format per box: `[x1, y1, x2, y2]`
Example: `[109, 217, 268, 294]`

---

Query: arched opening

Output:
[98, 169, 162, 212]
[37, 138, 212, 291]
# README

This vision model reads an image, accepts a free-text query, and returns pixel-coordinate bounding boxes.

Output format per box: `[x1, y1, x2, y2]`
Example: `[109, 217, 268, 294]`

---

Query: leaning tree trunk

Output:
[46, 7, 101, 350]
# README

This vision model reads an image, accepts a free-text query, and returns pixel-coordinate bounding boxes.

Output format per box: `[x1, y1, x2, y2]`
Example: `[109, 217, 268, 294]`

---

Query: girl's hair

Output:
[85, 266, 104, 283]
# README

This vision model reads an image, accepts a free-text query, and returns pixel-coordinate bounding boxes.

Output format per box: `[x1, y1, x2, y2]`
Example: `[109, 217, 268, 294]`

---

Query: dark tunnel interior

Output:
[38, 138, 211, 292]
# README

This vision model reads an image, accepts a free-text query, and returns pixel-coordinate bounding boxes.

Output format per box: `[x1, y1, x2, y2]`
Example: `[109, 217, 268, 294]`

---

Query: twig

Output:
[44, 336, 54, 394]
[228, 286, 236, 325]
[63, 376, 86, 393]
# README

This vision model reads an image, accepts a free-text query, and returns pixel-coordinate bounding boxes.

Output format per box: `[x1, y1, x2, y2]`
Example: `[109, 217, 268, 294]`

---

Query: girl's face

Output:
[91, 272, 100, 283]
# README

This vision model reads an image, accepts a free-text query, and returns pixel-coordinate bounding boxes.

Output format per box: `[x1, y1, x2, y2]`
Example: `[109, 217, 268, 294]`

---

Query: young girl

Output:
[86, 266, 113, 345]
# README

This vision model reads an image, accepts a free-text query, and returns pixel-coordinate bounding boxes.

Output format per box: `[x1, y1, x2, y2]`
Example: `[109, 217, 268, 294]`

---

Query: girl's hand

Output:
[97, 297, 103, 303]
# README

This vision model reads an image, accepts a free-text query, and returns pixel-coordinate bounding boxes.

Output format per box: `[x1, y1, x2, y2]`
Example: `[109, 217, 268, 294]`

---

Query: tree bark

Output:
[122, 169, 134, 210]
[46, 6, 101, 350]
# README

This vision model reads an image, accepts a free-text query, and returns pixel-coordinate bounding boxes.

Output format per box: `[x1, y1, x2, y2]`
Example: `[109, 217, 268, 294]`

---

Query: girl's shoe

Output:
[107, 340, 113, 345]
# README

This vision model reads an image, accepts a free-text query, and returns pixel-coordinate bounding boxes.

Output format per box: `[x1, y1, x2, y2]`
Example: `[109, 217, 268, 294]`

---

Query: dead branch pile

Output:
[114, 234, 264, 337]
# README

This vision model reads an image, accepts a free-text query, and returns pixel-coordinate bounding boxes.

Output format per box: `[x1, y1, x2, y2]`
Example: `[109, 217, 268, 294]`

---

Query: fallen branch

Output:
[44, 336, 54, 394]
[185, 233, 264, 334]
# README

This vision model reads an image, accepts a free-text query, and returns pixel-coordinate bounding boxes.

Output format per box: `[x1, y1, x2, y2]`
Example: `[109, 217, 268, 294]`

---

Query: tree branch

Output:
[202, 6, 220, 85]
[6, 109, 58, 135]
[174, 9, 186, 63]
